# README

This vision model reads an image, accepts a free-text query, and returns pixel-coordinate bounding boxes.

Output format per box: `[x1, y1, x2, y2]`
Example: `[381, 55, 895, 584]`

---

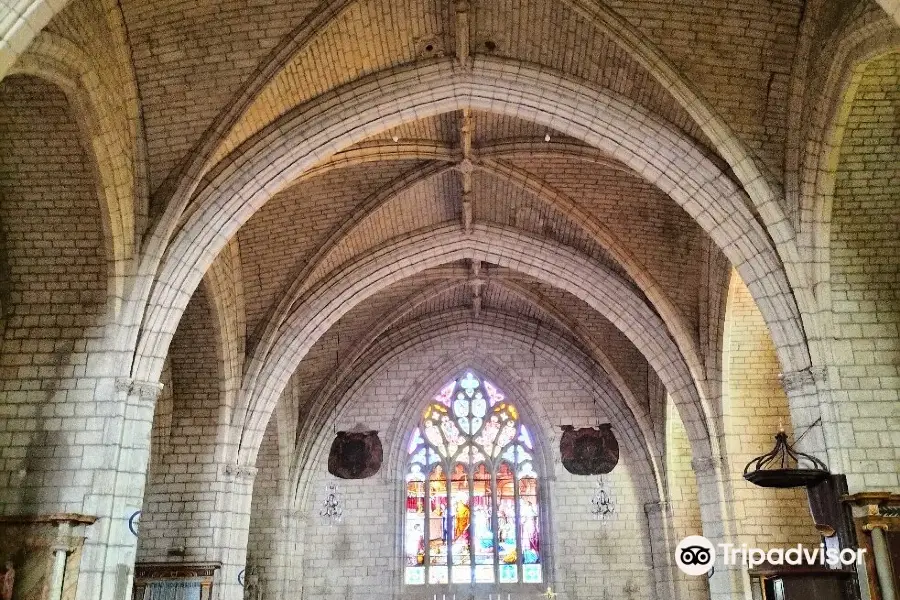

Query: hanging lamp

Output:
[743, 428, 830, 488]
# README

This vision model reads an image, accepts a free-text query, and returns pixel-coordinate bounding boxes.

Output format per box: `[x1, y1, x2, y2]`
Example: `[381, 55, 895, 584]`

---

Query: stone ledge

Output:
[0, 513, 97, 525]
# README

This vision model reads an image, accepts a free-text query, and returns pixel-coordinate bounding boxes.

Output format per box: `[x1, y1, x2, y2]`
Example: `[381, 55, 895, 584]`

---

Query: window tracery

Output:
[405, 372, 542, 586]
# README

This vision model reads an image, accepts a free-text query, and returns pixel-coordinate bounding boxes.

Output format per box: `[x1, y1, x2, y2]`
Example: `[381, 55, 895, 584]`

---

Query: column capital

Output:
[864, 519, 892, 532]
[115, 377, 164, 400]
[644, 500, 671, 516]
[277, 508, 308, 525]
[691, 454, 727, 476]
[222, 463, 258, 482]
[779, 366, 827, 393]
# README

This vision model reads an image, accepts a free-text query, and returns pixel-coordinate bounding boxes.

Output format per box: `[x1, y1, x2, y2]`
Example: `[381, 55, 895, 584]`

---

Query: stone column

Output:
[692, 455, 748, 600]
[779, 367, 837, 471]
[48, 521, 72, 600]
[76, 377, 161, 600]
[266, 509, 308, 600]
[644, 501, 681, 600]
[868, 523, 897, 600]
[212, 464, 258, 600]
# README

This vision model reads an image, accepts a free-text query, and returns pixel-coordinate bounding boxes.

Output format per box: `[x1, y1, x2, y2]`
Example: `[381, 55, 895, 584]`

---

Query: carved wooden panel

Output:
[328, 431, 383, 479]
[132, 563, 219, 600]
[559, 424, 619, 475]
[0, 514, 94, 600]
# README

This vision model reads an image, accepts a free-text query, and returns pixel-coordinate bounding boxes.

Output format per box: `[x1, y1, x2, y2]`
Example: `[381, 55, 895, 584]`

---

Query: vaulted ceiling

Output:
[14, 0, 892, 478]
[119, 0, 800, 461]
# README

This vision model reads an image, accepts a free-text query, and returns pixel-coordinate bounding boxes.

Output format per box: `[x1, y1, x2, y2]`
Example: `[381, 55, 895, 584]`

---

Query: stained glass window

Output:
[405, 372, 542, 586]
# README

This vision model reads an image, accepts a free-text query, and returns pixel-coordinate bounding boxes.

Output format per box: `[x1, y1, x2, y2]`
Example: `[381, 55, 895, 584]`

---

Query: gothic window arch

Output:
[404, 371, 542, 586]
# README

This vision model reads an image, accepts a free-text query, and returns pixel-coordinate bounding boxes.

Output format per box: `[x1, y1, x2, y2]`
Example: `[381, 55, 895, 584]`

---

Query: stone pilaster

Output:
[690, 455, 748, 600]
[76, 377, 163, 600]
[779, 366, 839, 472]
[644, 501, 682, 600]
[214, 463, 258, 600]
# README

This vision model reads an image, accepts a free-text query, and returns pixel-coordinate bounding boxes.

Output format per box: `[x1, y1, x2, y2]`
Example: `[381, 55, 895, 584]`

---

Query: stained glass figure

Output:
[405, 372, 541, 586]
[405, 475, 426, 585]
[497, 462, 518, 582]
[519, 476, 541, 582]
[428, 464, 449, 585]
[472, 464, 495, 583]
[451, 463, 471, 584]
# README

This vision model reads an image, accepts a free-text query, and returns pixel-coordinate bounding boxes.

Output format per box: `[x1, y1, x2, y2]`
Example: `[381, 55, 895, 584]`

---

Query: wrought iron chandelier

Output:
[743, 428, 830, 488]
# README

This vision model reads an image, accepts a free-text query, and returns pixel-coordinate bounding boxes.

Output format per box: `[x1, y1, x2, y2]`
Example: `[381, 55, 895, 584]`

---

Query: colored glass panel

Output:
[409, 428, 424, 453]
[450, 463, 470, 576]
[451, 566, 471, 584]
[474, 414, 501, 453]
[499, 564, 518, 583]
[518, 476, 540, 572]
[406, 567, 425, 585]
[410, 447, 427, 465]
[424, 422, 446, 455]
[428, 465, 448, 569]
[518, 425, 533, 449]
[472, 464, 494, 579]
[474, 564, 494, 584]
[441, 415, 464, 448]
[523, 564, 542, 583]
[471, 392, 487, 418]
[484, 380, 504, 406]
[405, 372, 541, 587]
[495, 421, 516, 450]
[429, 567, 449, 585]
[434, 381, 456, 406]
[406, 478, 426, 567]
[497, 462, 518, 571]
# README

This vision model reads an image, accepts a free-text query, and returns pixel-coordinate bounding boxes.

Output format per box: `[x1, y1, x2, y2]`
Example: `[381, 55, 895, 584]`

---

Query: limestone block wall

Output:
[829, 51, 900, 492]
[139, 287, 224, 561]
[607, 0, 803, 182]
[0, 74, 110, 515]
[44, 0, 142, 252]
[722, 274, 819, 549]
[120, 0, 321, 192]
[251, 333, 661, 600]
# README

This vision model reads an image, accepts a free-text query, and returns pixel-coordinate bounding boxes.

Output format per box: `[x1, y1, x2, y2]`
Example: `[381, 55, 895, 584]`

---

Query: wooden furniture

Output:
[745, 475, 864, 600]
[131, 562, 220, 600]
[844, 493, 900, 600]
[751, 566, 857, 600]
[0, 513, 97, 600]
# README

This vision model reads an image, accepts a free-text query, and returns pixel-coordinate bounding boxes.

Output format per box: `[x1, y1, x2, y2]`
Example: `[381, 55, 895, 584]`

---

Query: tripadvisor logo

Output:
[676, 536, 716, 576]
[675, 536, 867, 576]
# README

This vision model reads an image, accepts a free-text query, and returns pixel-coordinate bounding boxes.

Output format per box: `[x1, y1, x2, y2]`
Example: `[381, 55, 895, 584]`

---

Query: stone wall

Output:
[829, 51, 900, 492]
[251, 330, 659, 600]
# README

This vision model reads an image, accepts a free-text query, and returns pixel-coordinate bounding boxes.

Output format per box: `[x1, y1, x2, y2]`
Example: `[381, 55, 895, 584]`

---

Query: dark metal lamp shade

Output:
[743, 431, 830, 488]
